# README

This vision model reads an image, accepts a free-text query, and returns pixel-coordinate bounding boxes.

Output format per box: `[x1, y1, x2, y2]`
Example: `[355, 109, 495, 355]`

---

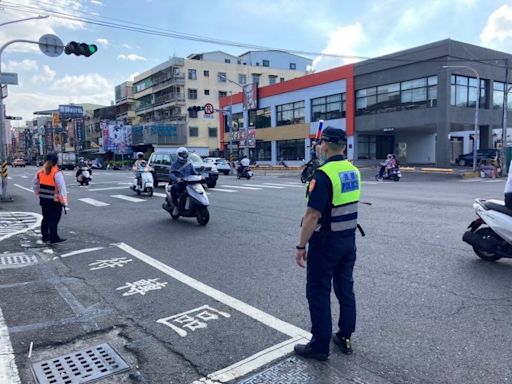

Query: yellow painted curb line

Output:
[462, 171, 480, 179]
[420, 167, 454, 173]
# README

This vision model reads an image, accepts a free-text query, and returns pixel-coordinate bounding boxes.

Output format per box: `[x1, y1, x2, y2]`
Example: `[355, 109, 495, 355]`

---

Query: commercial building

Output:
[220, 39, 512, 167]
[131, 50, 311, 156]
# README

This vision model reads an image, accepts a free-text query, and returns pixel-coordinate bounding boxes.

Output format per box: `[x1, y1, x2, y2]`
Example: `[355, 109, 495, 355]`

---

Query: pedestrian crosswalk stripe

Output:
[111, 195, 145, 202]
[90, 186, 130, 192]
[210, 188, 237, 193]
[263, 183, 303, 188]
[152, 192, 167, 198]
[219, 185, 263, 190]
[243, 184, 284, 189]
[14, 184, 33, 193]
[78, 198, 110, 207]
[20, 175, 28, 179]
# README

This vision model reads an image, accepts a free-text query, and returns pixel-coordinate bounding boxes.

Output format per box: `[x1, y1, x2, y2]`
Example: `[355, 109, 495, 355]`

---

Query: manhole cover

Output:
[0, 253, 38, 267]
[31, 343, 130, 384]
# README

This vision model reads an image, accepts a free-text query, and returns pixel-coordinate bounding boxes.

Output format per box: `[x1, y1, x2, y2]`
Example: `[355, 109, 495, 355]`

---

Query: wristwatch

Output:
[296, 245, 306, 250]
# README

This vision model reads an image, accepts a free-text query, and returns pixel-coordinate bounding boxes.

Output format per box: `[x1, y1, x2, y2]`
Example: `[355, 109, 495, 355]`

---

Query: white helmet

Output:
[136, 152, 144, 159]
[176, 147, 189, 161]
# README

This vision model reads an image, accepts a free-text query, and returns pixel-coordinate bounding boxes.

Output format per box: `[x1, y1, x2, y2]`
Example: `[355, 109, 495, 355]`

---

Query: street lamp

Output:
[443, 65, 480, 172]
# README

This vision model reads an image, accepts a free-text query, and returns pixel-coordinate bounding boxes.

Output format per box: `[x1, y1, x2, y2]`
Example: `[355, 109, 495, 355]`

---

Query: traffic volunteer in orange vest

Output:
[33, 152, 68, 244]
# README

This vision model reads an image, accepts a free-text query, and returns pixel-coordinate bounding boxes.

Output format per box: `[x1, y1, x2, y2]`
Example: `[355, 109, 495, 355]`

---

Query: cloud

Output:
[128, 72, 140, 81]
[51, 73, 112, 94]
[481, 4, 512, 47]
[1, 59, 39, 72]
[313, 23, 366, 71]
[90, 0, 103, 4]
[95, 38, 109, 46]
[31, 65, 57, 84]
[117, 54, 147, 61]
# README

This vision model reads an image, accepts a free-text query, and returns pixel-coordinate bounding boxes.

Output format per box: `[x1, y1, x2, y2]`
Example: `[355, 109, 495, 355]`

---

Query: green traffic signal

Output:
[64, 41, 98, 57]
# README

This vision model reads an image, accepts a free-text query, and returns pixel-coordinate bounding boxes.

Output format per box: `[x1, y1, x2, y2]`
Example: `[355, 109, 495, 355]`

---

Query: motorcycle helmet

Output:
[137, 152, 144, 159]
[177, 147, 189, 161]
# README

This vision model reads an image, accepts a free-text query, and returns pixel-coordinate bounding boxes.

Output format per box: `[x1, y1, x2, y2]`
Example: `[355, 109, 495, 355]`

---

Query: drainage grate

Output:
[0, 253, 38, 267]
[31, 343, 130, 384]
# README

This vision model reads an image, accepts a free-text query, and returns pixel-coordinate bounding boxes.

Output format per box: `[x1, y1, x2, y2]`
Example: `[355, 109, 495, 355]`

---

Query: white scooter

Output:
[77, 166, 92, 186]
[462, 198, 512, 261]
[131, 165, 154, 196]
[162, 175, 210, 226]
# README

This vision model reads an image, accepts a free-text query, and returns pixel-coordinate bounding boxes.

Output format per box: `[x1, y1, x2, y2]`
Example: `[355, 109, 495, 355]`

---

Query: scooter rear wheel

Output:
[472, 228, 502, 261]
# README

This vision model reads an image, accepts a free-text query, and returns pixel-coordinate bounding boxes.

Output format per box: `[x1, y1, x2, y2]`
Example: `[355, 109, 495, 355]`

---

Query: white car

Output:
[204, 157, 231, 175]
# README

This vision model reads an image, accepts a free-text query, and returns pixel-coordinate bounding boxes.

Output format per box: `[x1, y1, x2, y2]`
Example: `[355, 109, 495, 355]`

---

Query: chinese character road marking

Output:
[89, 257, 133, 270]
[116, 278, 167, 296]
[157, 305, 230, 337]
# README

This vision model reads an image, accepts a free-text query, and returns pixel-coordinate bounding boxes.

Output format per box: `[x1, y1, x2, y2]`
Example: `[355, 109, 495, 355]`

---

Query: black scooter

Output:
[376, 166, 401, 182]
[237, 166, 253, 180]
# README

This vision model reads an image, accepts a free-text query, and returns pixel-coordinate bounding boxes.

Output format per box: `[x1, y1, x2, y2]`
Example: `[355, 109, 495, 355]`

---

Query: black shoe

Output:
[293, 343, 328, 361]
[41, 238, 50, 242]
[332, 334, 352, 355]
[50, 238, 66, 244]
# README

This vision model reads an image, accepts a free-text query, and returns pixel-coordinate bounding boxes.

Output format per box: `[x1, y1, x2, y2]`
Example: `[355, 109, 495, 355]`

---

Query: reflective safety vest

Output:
[312, 160, 361, 233]
[37, 166, 60, 203]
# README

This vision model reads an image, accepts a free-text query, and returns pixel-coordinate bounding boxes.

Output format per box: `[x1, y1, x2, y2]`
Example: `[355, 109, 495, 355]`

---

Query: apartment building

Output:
[131, 51, 311, 155]
[114, 81, 137, 125]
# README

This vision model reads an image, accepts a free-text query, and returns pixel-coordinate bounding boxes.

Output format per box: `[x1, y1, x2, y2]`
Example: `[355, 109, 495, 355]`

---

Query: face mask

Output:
[317, 147, 328, 162]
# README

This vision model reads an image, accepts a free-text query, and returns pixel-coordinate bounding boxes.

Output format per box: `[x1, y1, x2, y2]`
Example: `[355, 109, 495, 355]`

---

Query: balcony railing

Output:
[152, 75, 185, 92]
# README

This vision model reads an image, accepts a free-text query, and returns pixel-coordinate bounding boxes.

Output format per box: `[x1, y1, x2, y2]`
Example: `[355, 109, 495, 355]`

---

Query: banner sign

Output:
[75, 118, 85, 150]
[58, 105, 84, 119]
[100, 121, 133, 154]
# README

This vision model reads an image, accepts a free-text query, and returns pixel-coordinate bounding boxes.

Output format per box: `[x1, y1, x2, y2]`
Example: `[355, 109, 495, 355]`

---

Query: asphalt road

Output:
[1, 166, 511, 384]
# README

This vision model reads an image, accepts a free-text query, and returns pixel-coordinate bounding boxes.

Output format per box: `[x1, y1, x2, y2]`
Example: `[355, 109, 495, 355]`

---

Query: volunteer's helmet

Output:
[137, 152, 144, 159]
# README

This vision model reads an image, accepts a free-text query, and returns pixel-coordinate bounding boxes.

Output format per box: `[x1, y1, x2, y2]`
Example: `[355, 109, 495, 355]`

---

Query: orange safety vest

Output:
[38, 166, 60, 203]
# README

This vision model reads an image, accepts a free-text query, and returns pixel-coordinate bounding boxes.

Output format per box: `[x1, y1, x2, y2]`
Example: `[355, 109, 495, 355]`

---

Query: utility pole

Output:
[502, 59, 510, 176]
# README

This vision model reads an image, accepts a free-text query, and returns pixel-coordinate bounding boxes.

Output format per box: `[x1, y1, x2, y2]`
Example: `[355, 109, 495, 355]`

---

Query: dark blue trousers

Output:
[306, 232, 357, 354]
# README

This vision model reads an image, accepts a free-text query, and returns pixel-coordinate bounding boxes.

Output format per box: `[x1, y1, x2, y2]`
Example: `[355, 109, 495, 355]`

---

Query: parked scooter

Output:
[237, 166, 253, 180]
[131, 164, 154, 196]
[376, 166, 401, 182]
[76, 166, 92, 186]
[301, 159, 320, 183]
[162, 175, 210, 226]
[462, 198, 512, 261]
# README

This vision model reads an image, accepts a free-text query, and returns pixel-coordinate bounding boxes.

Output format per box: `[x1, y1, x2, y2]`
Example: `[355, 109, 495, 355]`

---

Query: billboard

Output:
[58, 104, 84, 119]
[100, 121, 132, 154]
[243, 83, 258, 111]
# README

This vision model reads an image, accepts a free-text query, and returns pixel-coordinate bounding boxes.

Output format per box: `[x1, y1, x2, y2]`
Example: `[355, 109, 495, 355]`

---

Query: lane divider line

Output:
[0, 307, 21, 384]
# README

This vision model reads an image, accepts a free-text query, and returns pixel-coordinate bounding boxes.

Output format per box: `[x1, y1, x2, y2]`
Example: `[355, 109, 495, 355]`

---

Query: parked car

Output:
[204, 157, 231, 175]
[149, 151, 219, 188]
[12, 158, 26, 167]
[456, 149, 500, 167]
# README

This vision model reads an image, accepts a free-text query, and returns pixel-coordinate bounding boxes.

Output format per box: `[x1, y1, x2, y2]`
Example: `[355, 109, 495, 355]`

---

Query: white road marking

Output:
[152, 192, 167, 198]
[111, 195, 146, 202]
[209, 188, 237, 193]
[117, 182, 133, 185]
[78, 198, 110, 207]
[263, 183, 303, 188]
[285, 182, 303, 185]
[20, 175, 28, 179]
[7, 177, 12, 180]
[59, 247, 105, 259]
[0, 307, 21, 384]
[0, 212, 42, 242]
[243, 184, 284, 189]
[114, 242, 310, 383]
[219, 185, 262, 190]
[14, 184, 33, 193]
[89, 186, 130, 192]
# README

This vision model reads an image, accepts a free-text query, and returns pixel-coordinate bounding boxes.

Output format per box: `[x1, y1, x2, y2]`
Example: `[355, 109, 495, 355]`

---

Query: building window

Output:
[189, 126, 199, 137]
[255, 140, 271, 161]
[289, 63, 296, 70]
[208, 127, 217, 137]
[204, 89, 210, 95]
[268, 75, 277, 85]
[252, 74, 261, 84]
[277, 139, 305, 160]
[204, 70, 209, 77]
[219, 91, 227, 98]
[492, 81, 512, 110]
[280, 77, 285, 83]
[239, 74, 247, 85]
[225, 59, 231, 64]
[262, 60, 270, 67]
[188, 69, 197, 80]
[218, 72, 227, 82]
[356, 75, 438, 116]
[188, 89, 197, 100]
[249, 107, 271, 128]
[276, 101, 305, 126]
[311, 93, 346, 122]
[450, 75, 488, 108]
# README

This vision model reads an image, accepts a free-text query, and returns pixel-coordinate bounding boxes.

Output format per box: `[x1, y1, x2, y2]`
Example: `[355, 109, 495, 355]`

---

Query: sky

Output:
[2, 0, 512, 124]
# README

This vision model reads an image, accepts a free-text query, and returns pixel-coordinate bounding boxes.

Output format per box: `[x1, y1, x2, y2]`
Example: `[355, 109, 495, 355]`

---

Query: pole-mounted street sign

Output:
[0, 72, 18, 85]
[38, 34, 64, 57]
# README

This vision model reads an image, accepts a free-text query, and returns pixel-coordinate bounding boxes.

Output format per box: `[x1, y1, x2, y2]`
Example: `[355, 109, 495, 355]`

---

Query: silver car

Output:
[204, 157, 231, 175]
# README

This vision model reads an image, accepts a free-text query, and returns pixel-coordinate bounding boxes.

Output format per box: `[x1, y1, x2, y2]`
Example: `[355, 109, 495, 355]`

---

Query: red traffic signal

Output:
[64, 41, 98, 57]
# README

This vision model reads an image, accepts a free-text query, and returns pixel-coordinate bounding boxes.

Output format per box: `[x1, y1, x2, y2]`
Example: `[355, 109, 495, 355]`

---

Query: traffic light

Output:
[187, 106, 204, 113]
[64, 41, 98, 57]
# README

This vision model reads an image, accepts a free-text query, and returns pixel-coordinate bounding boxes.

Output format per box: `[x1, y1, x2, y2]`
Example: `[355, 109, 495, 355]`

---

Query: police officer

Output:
[33, 152, 68, 243]
[294, 126, 361, 361]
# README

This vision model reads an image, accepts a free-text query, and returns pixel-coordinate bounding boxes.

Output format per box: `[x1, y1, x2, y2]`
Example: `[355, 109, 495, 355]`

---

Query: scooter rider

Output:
[169, 147, 198, 215]
[132, 152, 146, 188]
[238, 155, 250, 176]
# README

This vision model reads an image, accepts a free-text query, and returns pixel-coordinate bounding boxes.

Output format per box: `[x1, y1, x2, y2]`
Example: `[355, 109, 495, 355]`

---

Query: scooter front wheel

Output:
[196, 206, 209, 226]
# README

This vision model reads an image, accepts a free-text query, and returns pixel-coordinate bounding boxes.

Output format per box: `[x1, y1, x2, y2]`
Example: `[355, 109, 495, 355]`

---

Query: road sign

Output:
[1, 85, 7, 99]
[204, 103, 215, 115]
[0, 72, 18, 85]
[39, 34, 64, 58]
